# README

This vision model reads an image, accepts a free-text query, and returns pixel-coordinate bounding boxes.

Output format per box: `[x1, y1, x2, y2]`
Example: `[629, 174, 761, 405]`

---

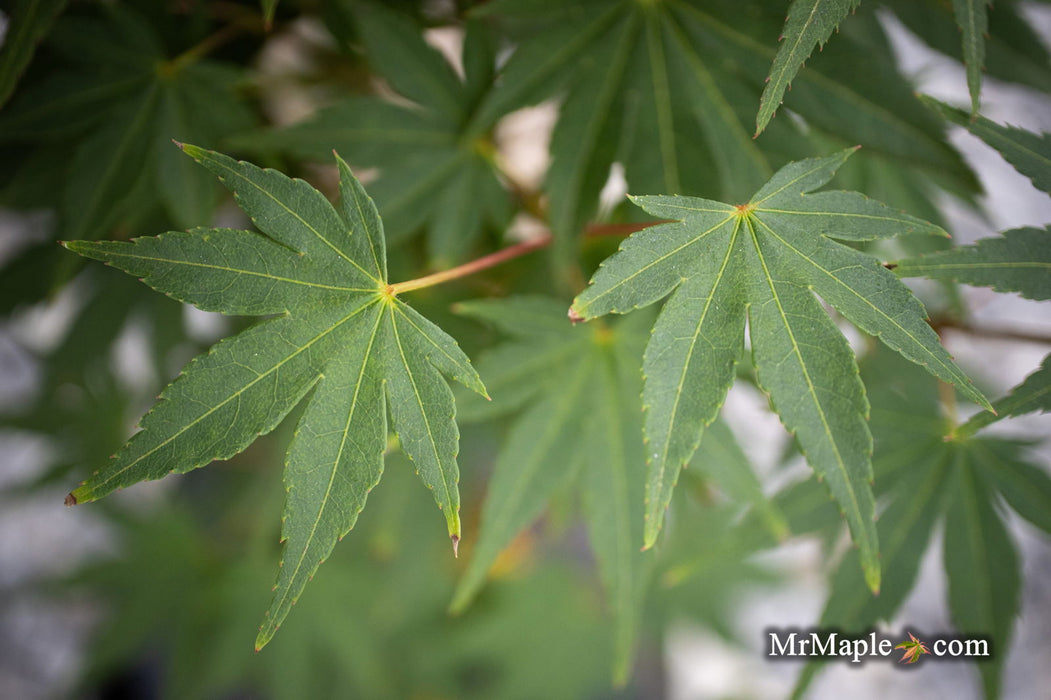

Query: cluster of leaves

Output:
[1, 0, 1049, 698]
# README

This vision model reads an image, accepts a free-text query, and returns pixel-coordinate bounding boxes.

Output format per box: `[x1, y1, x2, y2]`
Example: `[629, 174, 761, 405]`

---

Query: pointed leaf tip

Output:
[64, 493, 77, 506]
[865, 564, 881, 595]
[451, 534, 460, 558]
[568, 307, 584, 324]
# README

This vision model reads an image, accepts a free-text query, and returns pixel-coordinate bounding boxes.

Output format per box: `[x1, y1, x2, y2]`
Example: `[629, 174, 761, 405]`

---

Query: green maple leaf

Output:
[951, 0, 990, 114]
[0, 0, 68, 108]
[792, 351, 1038, 699]
[958, 354, 1051, 438]
[62, 145, 487, 650]
[884, 0, 1051, 96]
[472, 0, 974, 259]
[571, 148, 992, 593]
[895, 225, 1051, 301]
[0, 5, 254, 240]
[920, 97, 1051, 195]
[755, 0, 860, 135]
[261, 0, 278, 30]
[449, 296, 654, 685]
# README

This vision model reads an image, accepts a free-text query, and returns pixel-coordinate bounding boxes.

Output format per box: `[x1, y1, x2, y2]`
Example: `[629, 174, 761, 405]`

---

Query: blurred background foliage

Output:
[1, 0, 1049, 698]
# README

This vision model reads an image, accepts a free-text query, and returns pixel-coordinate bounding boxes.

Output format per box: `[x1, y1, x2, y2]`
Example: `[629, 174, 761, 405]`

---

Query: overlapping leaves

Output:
[920, 97, 1051, 196]
[791, 351, 1047, 699]
[0, 4, 253, 310]
[898, 99, 1051, 439]
[572, 149, 991, 593]
[0, 5, 253, 239]
[70, 454, 615, 700]
[239, 2, 511, 264]
[63, 145, 486, 649]
[473, 0, 974, 262]
[884, 0, 1051, 98]
[449, 297, 653, 684]
[0, 0, 68, 107]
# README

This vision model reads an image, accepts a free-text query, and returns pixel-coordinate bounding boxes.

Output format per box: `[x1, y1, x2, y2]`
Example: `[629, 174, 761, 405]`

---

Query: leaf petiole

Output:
[388, 221, 671, 296]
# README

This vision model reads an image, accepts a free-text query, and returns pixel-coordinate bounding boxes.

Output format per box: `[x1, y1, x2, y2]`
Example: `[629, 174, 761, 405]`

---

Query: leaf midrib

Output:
[764, 0, 826, 111]
[387, 304, 456, 523]
[958, 462, 995, 633]
[759, 205, 926, 227]
[80, 245, 375, 295]
[647, 219, 740, 534]
[579, 214, 733, 314]
[746, 216, 866, 532]
[755, 216, 975, 396]
[267, 306, 385, 624]
[87, 297, 380, 494]
[645, 13, 680, 193]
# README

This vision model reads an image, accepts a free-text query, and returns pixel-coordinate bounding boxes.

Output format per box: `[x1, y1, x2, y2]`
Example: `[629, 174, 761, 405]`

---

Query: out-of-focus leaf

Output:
[885, 0, 1051, 95]
[236, 4, 511, 265]
[472, 0, 779, 262]
[70, 452, 616, 700]
[674, 3, 978, 194]
[0, 5, 253, 245]
[944, 457, 1020, 698]
[895, 226, 1051, 301]
[951, 0, 989, 113]
[692, 416, 789, 541]
[795, 350, 1037, 699]
[967, 438, 1051, 535]
[959, 354, 1051, 438]
[261, 0, 278, 30]
[921, 97, 1051, 195]
[0, 0, 68, 107]
[451, 296, 654, 683]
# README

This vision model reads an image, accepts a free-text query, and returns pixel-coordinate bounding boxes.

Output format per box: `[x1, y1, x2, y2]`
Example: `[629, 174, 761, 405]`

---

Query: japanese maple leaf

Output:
[570, 148, 991, 593]
[63, 144, 487, 649]
[895, 632, 931, 664]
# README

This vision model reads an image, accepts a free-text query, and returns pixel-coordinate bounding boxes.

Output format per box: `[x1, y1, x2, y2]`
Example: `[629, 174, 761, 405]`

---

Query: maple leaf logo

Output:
[895, 632, 931, 664]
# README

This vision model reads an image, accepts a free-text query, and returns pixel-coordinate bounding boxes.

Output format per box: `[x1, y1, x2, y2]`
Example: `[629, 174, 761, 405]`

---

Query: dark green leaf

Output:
[63, 146, 486, 649]
[895, 226, 1051, 301]
[922, 97, 1051, 195]
[944, 457, 1020, 698]
[959, 354, 1051, 437]
[236, 10, 510, 264]
[451, 297, 653, 682]
[0, 0, 68, 107]
[951, 0, 989, 113]
[472, 0, 776, 260]
[755, 0, 860, 135]
[573, 150, 992, 592]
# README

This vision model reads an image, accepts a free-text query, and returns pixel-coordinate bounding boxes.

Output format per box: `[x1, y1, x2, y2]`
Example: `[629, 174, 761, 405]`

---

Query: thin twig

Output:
[167, 23, 246, 73]
[388, 220, 672, 296]
[934, 319, 1051, 346]
[388, 237, 550, 295]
